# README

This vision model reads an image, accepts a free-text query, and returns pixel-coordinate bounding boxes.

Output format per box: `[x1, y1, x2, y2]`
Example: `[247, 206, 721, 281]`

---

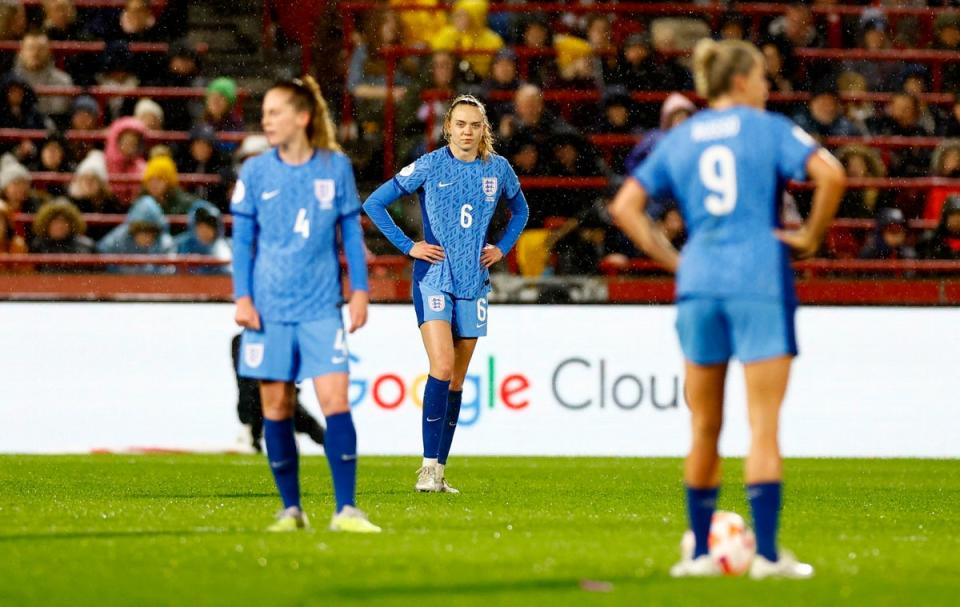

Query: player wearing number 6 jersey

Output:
[232, 76, 379, 533]
[610, 39, 845, 579]
[363, 95, 529, 493]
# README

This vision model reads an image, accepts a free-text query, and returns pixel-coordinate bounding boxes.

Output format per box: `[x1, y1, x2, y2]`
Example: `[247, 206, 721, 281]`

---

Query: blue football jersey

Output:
[633, 106, 818, 302]
[231, 148, 361, 321]
[393, 147, 521, 299]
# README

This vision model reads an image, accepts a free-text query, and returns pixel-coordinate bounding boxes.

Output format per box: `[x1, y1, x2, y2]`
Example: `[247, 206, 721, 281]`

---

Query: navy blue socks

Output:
[748, 481, 782, 562]
[686, 485, 719, 558]
[422, 376, 450, 459]
[324, 411, 358, 513]
[264, 417, 300, 509]
[437, 390, 462, 465]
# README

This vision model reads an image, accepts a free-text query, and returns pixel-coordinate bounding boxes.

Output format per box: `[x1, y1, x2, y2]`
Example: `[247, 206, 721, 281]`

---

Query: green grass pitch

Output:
[1, 455, 958, 606]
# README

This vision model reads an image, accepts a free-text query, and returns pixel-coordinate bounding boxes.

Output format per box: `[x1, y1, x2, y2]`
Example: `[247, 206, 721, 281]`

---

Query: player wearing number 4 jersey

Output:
[232, 76, 379, 533]
[363, 95, 529, 494]
[610, 39, 845, 579]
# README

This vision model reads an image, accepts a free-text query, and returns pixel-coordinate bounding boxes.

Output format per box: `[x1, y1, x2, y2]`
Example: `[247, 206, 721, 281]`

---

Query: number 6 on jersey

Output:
[699, 145, 737, 216]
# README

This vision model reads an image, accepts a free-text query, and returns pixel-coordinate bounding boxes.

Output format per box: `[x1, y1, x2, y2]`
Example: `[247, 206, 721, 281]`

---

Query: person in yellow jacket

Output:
[430, 0, 503, 78]
[390, 0, 446, 47]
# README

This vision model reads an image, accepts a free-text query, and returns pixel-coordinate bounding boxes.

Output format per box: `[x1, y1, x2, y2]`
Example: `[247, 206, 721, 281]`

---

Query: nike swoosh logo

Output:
[332, 356, 346, 364]
[438, 182, 453, 188]
[262, 190, 280, 200]
[426, 416, 442, 423]
[340, 454, 357, 462]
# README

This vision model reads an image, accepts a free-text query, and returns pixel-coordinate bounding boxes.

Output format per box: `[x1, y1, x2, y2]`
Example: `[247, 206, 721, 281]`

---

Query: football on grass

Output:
[681, 511, 757, 576]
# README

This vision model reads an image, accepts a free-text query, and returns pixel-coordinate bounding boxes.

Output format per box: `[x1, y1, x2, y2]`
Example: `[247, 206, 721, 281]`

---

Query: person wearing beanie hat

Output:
[68, 150, 124, 218]
[204, 77, 243, 132]
[142, 153, 195, 215]
[173, 199, 231, 275]
[859, 207, 916, 261]
[179, 122, 225, 175]
[134, 98, 164, 131]
[0, 153, 40, 213]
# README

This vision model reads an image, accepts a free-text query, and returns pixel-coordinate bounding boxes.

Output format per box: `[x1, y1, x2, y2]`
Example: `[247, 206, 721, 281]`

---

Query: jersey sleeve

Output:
[774, 115, 819, 182]
[337, 154, 362, 217]
[630, 136, 672, 200]
[501, 156, 521, 199]
[230, 160, 258, 217]
[392, 154, 432, 194]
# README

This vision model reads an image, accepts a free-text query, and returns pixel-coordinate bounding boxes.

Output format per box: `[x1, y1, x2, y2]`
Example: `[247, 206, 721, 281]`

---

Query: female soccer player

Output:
[610, 39, 845, 578]
[232, 76, 380, 533]
[363, 95, 529, 493]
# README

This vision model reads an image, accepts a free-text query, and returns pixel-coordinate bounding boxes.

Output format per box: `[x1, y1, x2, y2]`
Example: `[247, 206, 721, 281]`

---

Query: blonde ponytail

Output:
[270, 76, 342, 153]
[692, 38, 761, 101]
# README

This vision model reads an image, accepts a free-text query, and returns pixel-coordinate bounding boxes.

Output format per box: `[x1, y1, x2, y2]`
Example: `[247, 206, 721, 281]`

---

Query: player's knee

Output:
[691, 416, 723, 441]
[429, 363, 454, 381]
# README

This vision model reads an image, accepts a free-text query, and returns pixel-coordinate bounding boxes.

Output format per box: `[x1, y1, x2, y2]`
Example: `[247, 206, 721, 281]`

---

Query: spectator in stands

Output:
[943, 99, 960, 137]
[96, 194, 173, 273]
[919, 195, 960, 260]
[585, 14, 617, 88]
[29, 197, 94, 270]
[614, 32, 676, 95]
[203, 77, 243, 133]
[792, 78, 864, 138]
[624, 92, 696, 175]
[898, 66, 943, 136]
[587, 87, 639, 173]
[924, 139, 960, 221]
[933, 12, 960, 94]
[173, 200, 231, 275]
[430, 0, 504, 81]
[498, 84, 574, 161]
[837, 69, 874, 135]
[0, 153, 40, 213]
[761, 41, 793, 93]
[28, 133, 70, 197]
[134, 98, 164, 131]
[141, 153, 194, 215]
[348, 8, 412, 127]
[545, 131, 610, 218]
[835, 144, 891, 219]
[42, 0, 83, 40]
[94, 0, 159, 43]
[96, 41, 139, 119]
[859, 207, 916, 260]
[10, 31, 73, 120]
[516, 14, 558, 89]
[0, 0, 25, 43]
[843, 9, 901, 93]
[553, 31, 600, 93]
[68, 150, 124, 215]
[503, 131, 550, 226]
[104, 115, 147, 202]
[868, 92, 930, 176]
[178, 123, 226, 205]
[767, 5, 822, 87]
[390, 0, 446, 48]
[719, 14, 747, 42]
[148, 41, 204, 131]
[0, 199, 27, 258]
[481, 48, 519, 124]
[0, 75, 50, 147]
[65, 94, 99, 164]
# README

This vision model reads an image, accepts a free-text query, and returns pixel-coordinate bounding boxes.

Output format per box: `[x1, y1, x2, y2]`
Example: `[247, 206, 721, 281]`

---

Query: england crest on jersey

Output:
[314, 179, 335, 210]
[428, 295, 445, 312]
[482, 177, 497, 202]
[244, 343, 264, 368]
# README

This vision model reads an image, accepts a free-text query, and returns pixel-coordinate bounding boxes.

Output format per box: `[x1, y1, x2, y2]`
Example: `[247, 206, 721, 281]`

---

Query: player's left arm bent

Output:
[483, 168, 530, 268]
[609, 178, 680, 273]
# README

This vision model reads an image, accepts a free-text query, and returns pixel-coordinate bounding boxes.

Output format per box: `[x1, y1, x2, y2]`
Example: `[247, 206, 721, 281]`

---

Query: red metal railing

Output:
[0, 41, 207, 55]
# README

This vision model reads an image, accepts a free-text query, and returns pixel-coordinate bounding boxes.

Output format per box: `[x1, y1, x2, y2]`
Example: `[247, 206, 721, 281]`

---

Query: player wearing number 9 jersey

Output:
[363, 95, 529, 494]
[610, 39, 845, 579]
[232, 76, 380, 533]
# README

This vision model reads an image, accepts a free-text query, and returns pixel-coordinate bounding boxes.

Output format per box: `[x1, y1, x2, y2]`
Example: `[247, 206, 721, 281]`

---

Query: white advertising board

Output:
[1, 303, 957, 457]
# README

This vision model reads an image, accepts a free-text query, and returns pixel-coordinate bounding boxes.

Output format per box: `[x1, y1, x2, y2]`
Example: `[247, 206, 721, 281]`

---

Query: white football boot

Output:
[415, 464, 441, 492]
[670, 555, 723, 578]
[434, 464, 459, 494]
[749, 550, 814, 580]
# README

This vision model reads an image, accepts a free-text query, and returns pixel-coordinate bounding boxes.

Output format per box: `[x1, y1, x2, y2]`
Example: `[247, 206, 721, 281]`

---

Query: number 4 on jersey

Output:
[294, 208, 310, 238]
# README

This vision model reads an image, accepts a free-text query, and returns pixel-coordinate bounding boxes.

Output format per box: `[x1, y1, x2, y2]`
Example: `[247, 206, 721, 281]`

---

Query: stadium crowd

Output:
[2, 0, 960, 277]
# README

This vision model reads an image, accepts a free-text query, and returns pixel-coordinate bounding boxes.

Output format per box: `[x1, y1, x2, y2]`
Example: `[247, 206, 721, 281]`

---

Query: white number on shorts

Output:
[698, 145, 738, 216]
[332, 328, 348, 363]
[460, 203, 473, 228]
[294, 208, 310, 238]
[477, 297, 488, 323]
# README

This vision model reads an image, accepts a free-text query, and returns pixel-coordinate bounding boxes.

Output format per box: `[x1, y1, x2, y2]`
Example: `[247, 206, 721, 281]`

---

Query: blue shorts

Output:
[675, 297, 797, 365]
[237, 317, 349, 382]
[413, 281, 488, 338]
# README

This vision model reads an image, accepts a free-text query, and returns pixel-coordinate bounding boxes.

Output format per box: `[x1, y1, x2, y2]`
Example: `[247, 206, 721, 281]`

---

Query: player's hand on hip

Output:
[480, 244, 503, 268]
[234, 296, 261, 330]
[348, 290, 369, 333]
[774, 227, 820, 259]
[409, 241, 445, 263]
